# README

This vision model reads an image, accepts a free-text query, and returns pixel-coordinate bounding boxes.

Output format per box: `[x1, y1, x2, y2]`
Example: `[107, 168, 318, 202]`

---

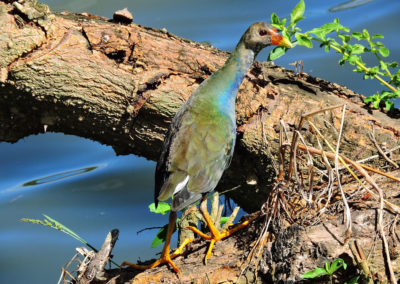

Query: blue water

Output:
[1, 0, 399, 283]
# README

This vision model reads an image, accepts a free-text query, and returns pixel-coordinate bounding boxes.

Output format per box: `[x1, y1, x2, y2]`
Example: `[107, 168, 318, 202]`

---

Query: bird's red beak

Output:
[270, 29, 293, 48]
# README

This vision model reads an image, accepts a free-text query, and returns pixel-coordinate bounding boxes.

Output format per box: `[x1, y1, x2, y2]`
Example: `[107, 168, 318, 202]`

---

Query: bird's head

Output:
[241, 22, 292, 54]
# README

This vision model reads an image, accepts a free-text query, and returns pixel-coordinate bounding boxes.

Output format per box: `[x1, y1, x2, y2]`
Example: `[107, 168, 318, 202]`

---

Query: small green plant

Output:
[148, 200, 230, 248]
[301, 258, 347, 279]
[148, 202, 176, 247]
[21, 214, 120, 267]
[301, 258, 359, 283]
[269, 0, 400, 111]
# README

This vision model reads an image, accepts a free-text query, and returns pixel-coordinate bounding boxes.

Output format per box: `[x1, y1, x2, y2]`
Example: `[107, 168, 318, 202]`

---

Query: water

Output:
[1, 0, 399, 283]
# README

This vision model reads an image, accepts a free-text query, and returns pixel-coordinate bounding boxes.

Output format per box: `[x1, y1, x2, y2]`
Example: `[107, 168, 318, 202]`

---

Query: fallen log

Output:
[1, 0, 400, 212]
[2, 1, 400, 282]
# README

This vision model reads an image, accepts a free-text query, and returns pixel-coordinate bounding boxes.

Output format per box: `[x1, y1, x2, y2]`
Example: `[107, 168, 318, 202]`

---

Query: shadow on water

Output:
[22, 166, 99, 187]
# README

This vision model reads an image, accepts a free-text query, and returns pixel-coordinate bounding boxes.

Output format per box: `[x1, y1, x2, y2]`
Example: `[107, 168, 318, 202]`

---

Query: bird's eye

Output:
[259, 30, 267, 36]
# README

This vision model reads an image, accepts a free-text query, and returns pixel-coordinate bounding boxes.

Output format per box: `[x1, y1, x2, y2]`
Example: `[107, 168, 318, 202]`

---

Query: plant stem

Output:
[328, 43, 398, 93]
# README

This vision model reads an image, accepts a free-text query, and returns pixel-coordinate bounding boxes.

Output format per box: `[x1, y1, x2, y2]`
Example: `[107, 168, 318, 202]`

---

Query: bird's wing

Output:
[155, 107, 235, 207]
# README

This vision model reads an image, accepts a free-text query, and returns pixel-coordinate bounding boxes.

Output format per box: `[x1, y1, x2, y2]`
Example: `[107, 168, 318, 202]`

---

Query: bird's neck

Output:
[213, 42, 255, 113]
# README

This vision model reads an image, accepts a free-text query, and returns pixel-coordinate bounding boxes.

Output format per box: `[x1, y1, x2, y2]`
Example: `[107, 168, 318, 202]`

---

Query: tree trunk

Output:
[2, 1, 400, 282]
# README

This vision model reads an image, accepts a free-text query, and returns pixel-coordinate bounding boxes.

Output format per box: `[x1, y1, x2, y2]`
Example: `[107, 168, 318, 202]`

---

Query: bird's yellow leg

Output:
[186, 194, 257, 263]
[121, 211, 181, 273]
[171, 238, 194, 256]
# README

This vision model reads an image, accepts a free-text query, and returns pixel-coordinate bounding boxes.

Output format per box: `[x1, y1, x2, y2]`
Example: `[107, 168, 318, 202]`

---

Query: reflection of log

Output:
[3, 1, 400, 282]
[1, 0, 400, 212]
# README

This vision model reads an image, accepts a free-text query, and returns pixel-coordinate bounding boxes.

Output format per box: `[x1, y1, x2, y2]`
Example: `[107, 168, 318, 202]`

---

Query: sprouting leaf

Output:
[151, 224, 168, 248]
[325, 261, 331, 274]
[330, 258, 346, 274]
[149, 202, 170, 215]
[301, 267, 328, 279]
[290, 0, 305, 26]
[363, 29, 370, 39]
[295, 33, 313, 48]
[379, 47, 390, 57]
[338, 34, 351, 43]
[271, 12, 280, 25]
[268, 46, 287, 61]
[387, 61, 398, 68]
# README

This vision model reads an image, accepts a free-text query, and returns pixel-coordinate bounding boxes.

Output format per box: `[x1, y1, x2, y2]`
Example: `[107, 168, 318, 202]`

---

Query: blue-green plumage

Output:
[155, 22, 292, 212]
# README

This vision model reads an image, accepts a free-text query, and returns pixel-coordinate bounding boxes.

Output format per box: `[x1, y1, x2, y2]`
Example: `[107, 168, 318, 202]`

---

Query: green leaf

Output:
[338, 34, 351, 43]
[351, 44, 366, 54]
[268, 46, 287, 61]
[363, 29, 370, 39]
[385, 100, 394, 111]
[388, 61, 398, 68]
[295, 33, 313, 48]
[151, 224, 168, 248]
[347, 55, 360, 65]
[325, 261, 331, 274]
[373, 100, 380, 108]
[301, 267, 328, 279]
[271, 12, 280, 25]
[149, 202, 171, 215]
[290, 0, 305, 26]
[351, 32, 364, 40]
[220, 216, 229, 225]
[379, 61, 387, 71]
[372, 34, 384, 39]
[379, 47, 390, 57]
[345, 275, 360, 284]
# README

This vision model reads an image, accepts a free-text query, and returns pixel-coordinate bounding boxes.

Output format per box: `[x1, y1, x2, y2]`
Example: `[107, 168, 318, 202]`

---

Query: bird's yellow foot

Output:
[121, 212, 194, 274]
[186, 195, 256, 263]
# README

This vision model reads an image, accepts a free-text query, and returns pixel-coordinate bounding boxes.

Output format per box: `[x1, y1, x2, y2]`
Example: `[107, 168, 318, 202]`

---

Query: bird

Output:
[122, 22, 292, 273]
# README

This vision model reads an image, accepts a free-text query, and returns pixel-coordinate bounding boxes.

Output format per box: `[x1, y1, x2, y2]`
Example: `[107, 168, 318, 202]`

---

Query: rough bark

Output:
[2, 1, 400, 283]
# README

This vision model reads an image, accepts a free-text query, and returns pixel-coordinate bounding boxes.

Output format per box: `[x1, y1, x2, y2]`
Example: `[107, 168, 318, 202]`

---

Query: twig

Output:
[136, 226, 164, 234]
[297, 144, 400, 183]
[368, 129, 399, 168]
[288, 104, 345, 178]
[351, 162, 397, 283]
[221, 207, 240, 231]
[349, 240, 373, 283]
[296, 144, 400, 214]
[333, 105, 352, 244]
[354, 145, 400, 165]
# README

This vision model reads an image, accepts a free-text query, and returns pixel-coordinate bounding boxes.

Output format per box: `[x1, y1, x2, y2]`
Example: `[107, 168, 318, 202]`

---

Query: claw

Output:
[185, 195, 257, 264]
[121, 211, 182, 273]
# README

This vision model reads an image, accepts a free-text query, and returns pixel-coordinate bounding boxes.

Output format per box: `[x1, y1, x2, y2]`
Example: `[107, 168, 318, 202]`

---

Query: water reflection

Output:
[0, 164, 104, 198]
[329, 0, 376, 12]
[22, 166, 99, 187]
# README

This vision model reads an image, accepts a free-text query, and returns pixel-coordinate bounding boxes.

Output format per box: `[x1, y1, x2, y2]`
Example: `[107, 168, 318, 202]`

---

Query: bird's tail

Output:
[171, 188, 202, 212]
